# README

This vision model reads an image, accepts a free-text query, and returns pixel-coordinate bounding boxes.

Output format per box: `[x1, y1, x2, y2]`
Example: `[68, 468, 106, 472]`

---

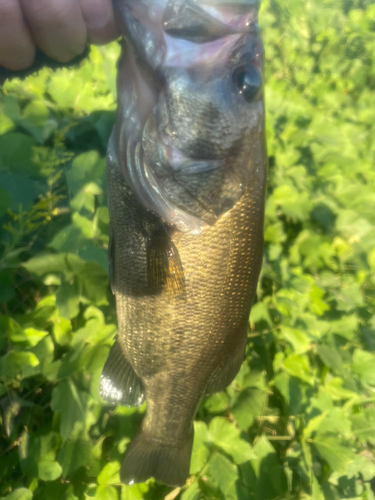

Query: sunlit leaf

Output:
[312, 434, 356, 473]
[0, 489, 33, 500]
[208, 417, 253, 464]
[51, 380, 90, 440]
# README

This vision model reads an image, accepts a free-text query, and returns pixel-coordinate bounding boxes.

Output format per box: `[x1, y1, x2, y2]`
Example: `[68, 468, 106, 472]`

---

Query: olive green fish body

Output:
[101, 0, 266, 487]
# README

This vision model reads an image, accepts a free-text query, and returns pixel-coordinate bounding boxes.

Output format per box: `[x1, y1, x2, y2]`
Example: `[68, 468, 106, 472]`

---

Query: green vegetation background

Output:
[1, 0, 375, 499]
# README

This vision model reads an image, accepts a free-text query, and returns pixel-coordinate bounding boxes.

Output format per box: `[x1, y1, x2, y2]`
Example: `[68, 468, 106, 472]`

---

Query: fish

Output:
[100, 0, 267, 487]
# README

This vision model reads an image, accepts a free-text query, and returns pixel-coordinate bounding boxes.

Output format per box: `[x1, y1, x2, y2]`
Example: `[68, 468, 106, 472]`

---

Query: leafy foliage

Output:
[1, 1, 375, 499]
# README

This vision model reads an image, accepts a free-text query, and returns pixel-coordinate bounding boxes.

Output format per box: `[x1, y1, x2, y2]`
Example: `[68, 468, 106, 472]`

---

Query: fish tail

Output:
[120, 427, 193, 487]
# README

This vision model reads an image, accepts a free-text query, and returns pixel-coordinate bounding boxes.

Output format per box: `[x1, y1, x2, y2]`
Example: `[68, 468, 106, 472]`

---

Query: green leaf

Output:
[57, 439, 92, 477]
[1, 315, 23, 343]
[352, 349, 375, 385]
[323, 377, 357, 401]
[27, 336, 55, 379]
[38, 460, 63, 481]
[8, 327, 48, 347]
[350, 408, 375, 445]
[23, 253, 84, 277]
[280, 326, 311, 355]
[50, 224, 86, 254]
[0, 172, 39, 211]
[204, 392, 229, 413]
[78, 245, 109, 272]
[51, 380, 90, 440]
[1, 489, 33, 500]
[52, 316, 73, 346]
[0, 187, 12, 217]
[250, 302, 272, 325]
[95, 485, 118, 500]
[190, 421, 210, 475]
[317, 345, 345, 374]
[347, 453, 375, 482]
[0, 269, 15, 304]
[180, 480, 201, 500]
[56, 281, 80, 320]
[21, 101, 56, 143]
[231, 387, 267, 430]
[97, 462, 121, 485]
[0, 133, 39, 176]
[208, 417, 253, 464]
[272, 184, 313, 221]
[66, 151, 105, 197]
[241, 436, 288, 500]
[312, 408, 351, 436]
[20, 431, 62, 480]
[76, 262, 109, 305]
[207, 452, 238, 500]
[43, 484, 78, 500]
[121, 484, 149, 500]
[0, 351, 39, 379]
[283, 354, 315, 385]
[312, 434, 356, 473]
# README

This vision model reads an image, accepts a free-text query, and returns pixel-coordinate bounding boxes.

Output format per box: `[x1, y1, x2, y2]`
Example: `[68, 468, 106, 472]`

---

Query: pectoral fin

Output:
[147, 228, 185, 295]
[101, 339, 144, 406]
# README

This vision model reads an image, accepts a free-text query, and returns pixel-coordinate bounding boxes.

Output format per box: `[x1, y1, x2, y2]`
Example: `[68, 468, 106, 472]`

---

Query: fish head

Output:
[112, 0, 266, 231]
[157, 33, 264, 166]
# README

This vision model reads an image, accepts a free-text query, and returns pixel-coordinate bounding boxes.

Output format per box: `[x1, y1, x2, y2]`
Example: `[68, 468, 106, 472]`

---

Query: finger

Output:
[19, 0, 87, 63]
[79, 0, 120, 45]
[0, 0, 35, 70]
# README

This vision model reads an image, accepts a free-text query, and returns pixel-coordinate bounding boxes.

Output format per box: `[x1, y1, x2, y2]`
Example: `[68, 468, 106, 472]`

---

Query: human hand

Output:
[0, 0, 120, 70]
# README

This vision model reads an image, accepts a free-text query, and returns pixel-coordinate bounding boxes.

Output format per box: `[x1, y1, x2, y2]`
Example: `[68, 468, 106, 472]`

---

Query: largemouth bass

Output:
[101, 0, 267, 487]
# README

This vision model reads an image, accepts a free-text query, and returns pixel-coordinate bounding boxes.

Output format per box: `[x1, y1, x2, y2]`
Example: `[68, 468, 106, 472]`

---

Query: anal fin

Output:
[101, 339, 144, 406]
[205, 341, 246, 395]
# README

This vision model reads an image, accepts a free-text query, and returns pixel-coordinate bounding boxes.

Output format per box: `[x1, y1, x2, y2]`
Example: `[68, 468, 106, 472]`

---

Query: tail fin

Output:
[120, 428, 194, 487]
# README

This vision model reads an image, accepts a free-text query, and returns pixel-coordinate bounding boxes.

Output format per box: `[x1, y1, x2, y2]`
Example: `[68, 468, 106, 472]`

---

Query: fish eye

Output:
[233, 65, 262, 102]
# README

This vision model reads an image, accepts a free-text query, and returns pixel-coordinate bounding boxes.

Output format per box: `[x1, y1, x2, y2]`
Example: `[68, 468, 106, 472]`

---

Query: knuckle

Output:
[0, 0, 19, 25]
[24, 0, 73, 26]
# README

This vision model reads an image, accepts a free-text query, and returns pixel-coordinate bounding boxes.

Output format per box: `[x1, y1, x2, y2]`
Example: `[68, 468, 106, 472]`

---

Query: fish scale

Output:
[101, 0, 267, 487]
